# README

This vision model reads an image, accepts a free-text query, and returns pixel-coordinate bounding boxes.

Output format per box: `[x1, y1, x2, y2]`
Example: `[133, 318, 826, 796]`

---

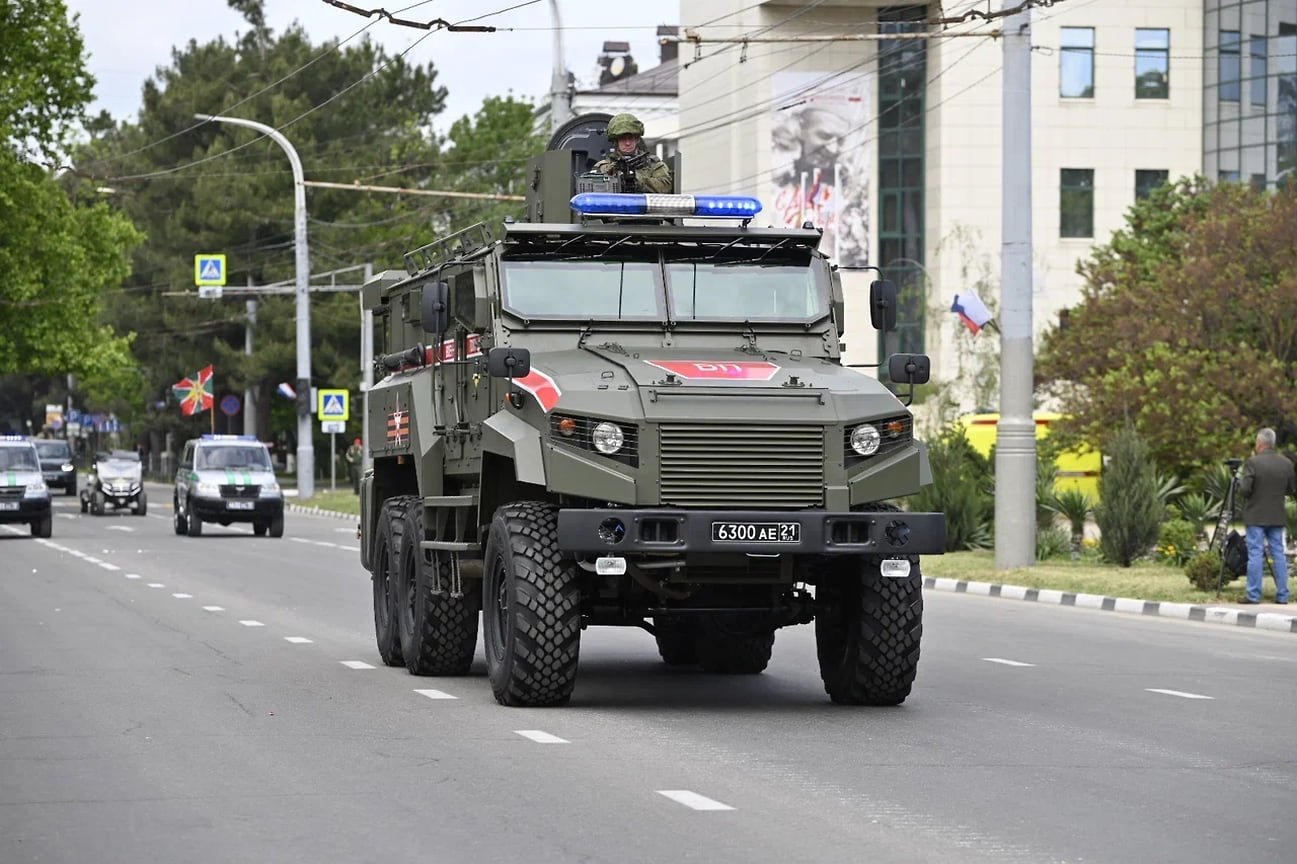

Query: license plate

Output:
[0, 502, 18, 511]
[711, 521, 801, 543]
[226, 500, 255, 510]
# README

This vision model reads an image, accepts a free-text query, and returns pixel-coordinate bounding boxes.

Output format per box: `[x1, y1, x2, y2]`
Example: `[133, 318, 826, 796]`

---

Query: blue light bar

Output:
[571, 193, 762, 219]
[201, 434, 258, 441]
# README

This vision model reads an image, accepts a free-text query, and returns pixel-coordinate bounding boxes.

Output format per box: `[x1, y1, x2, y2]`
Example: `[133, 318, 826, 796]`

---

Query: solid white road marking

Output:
[202, 606, 224, 612]
[1146, 688, 1214, 700]
[99, 563, 120, 571]
[514, 730, 569, 744]
[106, 525, 135, 532]
[172, 593, 193, 599]
[983, 658, 1036, 667]
[239, 620, 265, 627]
[290, 538, 312, 545]
[147, 583, 165, 588]
[340, 660, 375, 669]
[283, 636, 313, 644]
[656, 790, 735, 811]
[83, 557, 102, 565]
[414, 689, 458, 700]
[125, 574, 141, 580]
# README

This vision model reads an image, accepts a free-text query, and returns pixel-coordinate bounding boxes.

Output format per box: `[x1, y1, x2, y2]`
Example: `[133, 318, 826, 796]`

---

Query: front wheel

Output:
[172, 499, 185, 535]
[816, 556, 923, 706]
[395, 505, 480, 676]
[652, 616, 697, 666]
[482, 502, 581, 706]
[268, 514, 284, 538]
[91, 490, 104, 517]
[133, 490, 147, 516]
[185, 498, 202, 536]
[31, 515, 52, 538]
[694, 614, 775, 674]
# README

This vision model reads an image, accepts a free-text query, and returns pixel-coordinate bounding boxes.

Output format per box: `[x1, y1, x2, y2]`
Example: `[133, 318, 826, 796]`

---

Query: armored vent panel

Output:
[658, 424, 825, 508]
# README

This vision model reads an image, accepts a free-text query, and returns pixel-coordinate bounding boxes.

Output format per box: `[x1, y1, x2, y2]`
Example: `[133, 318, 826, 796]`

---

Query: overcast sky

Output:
[64, 0, 678, 132]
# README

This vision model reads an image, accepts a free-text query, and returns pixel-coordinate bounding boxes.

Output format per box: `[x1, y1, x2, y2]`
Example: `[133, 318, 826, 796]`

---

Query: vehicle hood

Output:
[1, 468, 43, 487]
[193, 467, 277, 485]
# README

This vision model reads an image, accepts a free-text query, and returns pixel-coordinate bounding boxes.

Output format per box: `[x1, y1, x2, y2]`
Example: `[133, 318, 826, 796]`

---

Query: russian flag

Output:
[277, 382, 296, 400]
[951, 292, 994, 335]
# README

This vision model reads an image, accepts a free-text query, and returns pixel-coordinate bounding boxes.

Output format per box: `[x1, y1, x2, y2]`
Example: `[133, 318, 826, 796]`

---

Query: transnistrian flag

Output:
[173, 365, 214, 416]
[951, 291, 994, 336]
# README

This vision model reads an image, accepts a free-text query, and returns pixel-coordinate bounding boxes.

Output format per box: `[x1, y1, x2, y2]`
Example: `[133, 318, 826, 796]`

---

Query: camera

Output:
[1225, 457, 1243, 470]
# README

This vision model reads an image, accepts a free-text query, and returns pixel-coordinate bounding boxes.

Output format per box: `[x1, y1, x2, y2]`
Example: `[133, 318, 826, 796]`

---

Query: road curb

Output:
[924, 576, 1297, 635]
[285, 503, 356, 521]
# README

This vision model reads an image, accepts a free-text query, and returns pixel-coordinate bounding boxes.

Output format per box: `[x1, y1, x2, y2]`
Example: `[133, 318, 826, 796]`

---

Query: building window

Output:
[1219, 170, 1241, 182]
[1135, 170, 1168, 200]
[1060, 27, 1095, 98]
[1220, 31, 1241, 102]
[1280, 26, 1297, 180]
[1250, 36, 1267, 106]
[1250, 173, 1267, 191]
[1060, 169, 1094, 238]
[1135, 29, 1170, 99]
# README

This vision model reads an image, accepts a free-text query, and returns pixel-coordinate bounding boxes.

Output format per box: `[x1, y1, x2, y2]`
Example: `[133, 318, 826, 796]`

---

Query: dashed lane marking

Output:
[340, 661, 375, 669]
[656, 791, 735, 811]
[125, 574, 141, 580]
[106, 526, 135, 533]
[202, 606, 224, 612]
[414, 689, 458, 700]
[283, 636, 313, 644]
[514, 730, 569, 744]
[239, 620, 265, 627]
[983, 658, 1036, 667]
[146, 583, 165, 588]
[1146, 688, 1214, 700]
[172, 593, 193, 599]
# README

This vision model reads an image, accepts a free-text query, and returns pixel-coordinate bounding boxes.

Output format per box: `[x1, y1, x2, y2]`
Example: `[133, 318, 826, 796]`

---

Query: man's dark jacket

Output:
[1239, 448, 1295, 526]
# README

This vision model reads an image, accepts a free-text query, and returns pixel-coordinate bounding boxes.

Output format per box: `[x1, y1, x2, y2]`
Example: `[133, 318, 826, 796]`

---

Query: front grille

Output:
[658, 424, 824, 508]
[0, 487, 22, 500]
[219, 485, 260, 499]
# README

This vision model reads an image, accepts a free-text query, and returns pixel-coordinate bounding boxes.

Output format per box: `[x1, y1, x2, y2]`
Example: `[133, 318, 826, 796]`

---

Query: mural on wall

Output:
[770, 70, 872, 266]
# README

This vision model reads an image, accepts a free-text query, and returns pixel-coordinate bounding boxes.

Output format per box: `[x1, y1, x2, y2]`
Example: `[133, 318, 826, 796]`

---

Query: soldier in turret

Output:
[593, 113, 673, 194]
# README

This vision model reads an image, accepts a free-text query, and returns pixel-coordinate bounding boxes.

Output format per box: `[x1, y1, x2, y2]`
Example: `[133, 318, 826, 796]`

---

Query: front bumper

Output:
[557, 508, 946, 556]
[192, 496, 284, 522]
[42, 470, 76, 490]
[0, 497, 52, 523]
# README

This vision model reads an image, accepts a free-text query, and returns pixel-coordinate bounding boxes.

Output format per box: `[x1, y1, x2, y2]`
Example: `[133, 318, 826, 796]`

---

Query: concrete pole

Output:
[244, 282, 257, 438]
[194, 113, 314, 498]
[995, 2, 1036, 570]
[547, 0, 572, 126]
[361, 263, 374, 478]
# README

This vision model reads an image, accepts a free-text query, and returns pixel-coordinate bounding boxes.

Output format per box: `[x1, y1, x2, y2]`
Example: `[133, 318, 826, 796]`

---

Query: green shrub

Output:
[1185, 550, 1236, 591]
[1036, 524, 1071, 561]
[1176, 493, 1218, 540]
[1094, 427, 1163, 566]
[1157, 519, 1197, 566]
[1046, 486, 1094, 558]
[908, 425, 993, 552]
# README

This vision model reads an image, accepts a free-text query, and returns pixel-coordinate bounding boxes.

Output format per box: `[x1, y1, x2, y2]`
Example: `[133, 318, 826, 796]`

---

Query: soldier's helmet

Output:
[606, 113, 645, 140]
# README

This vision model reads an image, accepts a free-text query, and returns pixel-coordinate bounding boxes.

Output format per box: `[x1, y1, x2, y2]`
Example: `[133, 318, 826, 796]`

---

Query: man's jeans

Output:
[1245, 524, 1290, 603]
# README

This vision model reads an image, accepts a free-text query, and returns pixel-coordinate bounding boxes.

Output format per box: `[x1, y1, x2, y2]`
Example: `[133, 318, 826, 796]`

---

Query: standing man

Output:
[345, 438, 363, 495]
[1238, 427, 1294, 604]
[594, 113, 673, 194]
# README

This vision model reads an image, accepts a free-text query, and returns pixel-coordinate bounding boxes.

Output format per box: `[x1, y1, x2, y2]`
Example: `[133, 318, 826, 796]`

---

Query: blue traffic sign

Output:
[220, 394, 241, 417]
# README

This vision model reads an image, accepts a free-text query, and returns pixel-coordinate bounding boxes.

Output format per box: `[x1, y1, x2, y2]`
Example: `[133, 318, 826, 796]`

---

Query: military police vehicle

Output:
[0, 436, 53, 537]
[357, 114, 945, 707]
[173, 435, 284, 537]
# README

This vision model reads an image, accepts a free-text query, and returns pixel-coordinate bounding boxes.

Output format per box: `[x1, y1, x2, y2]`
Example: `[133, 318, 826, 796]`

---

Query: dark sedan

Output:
[31, 438, 77, 496]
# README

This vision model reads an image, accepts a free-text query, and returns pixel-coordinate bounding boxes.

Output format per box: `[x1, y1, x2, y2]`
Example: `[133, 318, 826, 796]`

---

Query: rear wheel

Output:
[694, 613, 775, 674]
[395, 505, 480, 676]
[172, 498, 185, 535]
[80, 494, 88, 514]
[652, 616, 697, 666]
[185, 498, 202, 536]
[816, 556, 923, 706]
[371, 498, 408, 667]
[482, 502, 581, 706]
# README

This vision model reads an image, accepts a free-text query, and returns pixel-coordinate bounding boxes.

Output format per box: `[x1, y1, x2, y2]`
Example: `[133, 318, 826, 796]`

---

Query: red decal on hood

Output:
[645, 360, 780, 381]
[514, 369, 562, 413]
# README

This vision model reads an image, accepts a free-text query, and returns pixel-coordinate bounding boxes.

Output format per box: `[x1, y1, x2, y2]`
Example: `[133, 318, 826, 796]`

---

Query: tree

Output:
[434, 94, 545, 232]
[0, 0, 93, 157]
[1094, 427, 1163, 567]
[1038, 178, 1297, 474]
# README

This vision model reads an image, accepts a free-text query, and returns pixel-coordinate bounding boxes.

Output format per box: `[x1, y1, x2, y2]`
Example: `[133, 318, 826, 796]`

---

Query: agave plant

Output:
[1199, 463, 1240, 517]
[1046, 487, 1094, 560]
[1176, 492, 1219, 543]
[1154, 471, 1186, 507]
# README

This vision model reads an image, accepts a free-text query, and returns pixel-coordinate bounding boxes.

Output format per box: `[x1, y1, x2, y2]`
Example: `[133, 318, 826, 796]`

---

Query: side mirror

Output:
[870, 280, 898, 332]
[887, 353, 931, 385]
[420, 281, 450, 336]
[488, 347, 531, 379]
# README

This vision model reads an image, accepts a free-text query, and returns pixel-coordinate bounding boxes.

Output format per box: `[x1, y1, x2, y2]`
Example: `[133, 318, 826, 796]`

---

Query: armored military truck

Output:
[357, 114, 945, 707]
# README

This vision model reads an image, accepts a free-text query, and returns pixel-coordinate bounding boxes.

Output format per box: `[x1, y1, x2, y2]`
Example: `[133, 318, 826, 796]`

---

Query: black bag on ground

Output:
[1223, 529, 1248, 576]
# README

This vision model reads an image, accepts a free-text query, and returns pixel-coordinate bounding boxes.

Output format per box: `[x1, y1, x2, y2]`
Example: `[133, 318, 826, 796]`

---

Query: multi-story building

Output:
[676, 0, 1296, 403]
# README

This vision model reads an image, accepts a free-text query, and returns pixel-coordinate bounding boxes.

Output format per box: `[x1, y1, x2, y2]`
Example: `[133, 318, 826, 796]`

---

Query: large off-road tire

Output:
[370, 498, 407, 667]
[185, 498, 202, 536]
[652, 616, 697, 666]
[395, 504, 480, 676]
[31, 515, 52, 538]
[482, 501, 581, 706]
[694, 613, 775, 674]
[816, 556, 923, 706]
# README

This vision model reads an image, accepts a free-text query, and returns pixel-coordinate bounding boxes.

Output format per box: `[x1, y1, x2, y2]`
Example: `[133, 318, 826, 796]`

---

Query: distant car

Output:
[30, 438, 77, 496]
[173, 435, 284, 537]
[81, 450, 146, 516]
[0, 436, 52, 537]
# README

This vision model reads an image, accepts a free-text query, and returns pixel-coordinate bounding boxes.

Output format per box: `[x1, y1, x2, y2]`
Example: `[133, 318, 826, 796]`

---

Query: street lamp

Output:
[194, 113, 316, 499]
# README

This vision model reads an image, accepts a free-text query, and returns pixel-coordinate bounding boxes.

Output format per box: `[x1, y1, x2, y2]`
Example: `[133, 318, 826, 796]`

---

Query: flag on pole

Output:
[951, 292, 995, 335]
[276, 381, 296, 400]
[172, 365, 214, 416]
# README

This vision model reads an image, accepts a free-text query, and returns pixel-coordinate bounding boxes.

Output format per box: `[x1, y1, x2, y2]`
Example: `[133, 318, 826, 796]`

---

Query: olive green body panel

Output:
[481, 411, 545, 487]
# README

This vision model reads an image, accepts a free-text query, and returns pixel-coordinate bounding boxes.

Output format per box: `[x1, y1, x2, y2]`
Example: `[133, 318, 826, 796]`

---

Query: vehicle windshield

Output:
[501, 254, 828, 323]
[98, 459, 141, 480]
[0, 446, 39, 471]
[33, 441, 71, 460]
[197, 446, 272, 471]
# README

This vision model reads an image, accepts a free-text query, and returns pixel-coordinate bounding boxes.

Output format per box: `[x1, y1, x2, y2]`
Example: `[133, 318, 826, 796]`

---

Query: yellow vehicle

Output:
[957, 412, 1101, 499]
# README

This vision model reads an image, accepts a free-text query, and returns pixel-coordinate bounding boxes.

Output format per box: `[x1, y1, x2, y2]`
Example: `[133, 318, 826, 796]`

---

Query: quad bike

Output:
[81, 451, 147, 516]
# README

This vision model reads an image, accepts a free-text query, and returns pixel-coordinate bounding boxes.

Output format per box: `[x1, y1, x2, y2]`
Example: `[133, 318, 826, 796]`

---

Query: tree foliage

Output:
[0, 0, 93, 156]
[1094, 427, 1164, 567]
[1039, 178, 1297, 474]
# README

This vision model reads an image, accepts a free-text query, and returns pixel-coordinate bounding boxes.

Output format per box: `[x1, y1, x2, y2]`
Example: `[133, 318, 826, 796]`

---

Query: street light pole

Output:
[547, 0, 571, 126]
[194, 113, 315, 499]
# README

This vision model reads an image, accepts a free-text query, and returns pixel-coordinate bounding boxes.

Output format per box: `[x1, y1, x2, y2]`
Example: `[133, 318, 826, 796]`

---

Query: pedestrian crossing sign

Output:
[317, 388, 349, 421]
[195, 254, 227, 287]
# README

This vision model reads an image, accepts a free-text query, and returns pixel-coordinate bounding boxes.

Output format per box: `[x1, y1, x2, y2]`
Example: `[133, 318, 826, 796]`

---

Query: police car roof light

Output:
[570, 193, 762, 219]
[200, 434, 258, 441]
[1, 435, 28, 441]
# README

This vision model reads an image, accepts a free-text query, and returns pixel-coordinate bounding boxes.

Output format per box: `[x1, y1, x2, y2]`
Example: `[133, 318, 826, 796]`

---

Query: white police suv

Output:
[0, 436, 53, 537]
[173, 435, 284, 537]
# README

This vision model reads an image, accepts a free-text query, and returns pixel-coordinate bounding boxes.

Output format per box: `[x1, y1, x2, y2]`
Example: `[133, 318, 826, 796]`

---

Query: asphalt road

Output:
[2, 486, 1295, 864]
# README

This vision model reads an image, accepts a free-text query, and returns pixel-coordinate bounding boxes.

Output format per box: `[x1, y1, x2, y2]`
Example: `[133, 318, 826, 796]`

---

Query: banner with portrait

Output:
[770, 70, 872, 266]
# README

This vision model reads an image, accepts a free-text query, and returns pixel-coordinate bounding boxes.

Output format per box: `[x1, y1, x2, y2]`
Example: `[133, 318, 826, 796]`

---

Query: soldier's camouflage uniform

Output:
[594, 112, 673, 194]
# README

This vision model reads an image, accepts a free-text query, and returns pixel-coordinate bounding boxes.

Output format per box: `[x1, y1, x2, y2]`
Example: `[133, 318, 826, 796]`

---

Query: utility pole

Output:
[244, 276, 257, 438]
[547, 0, 572, 126]
[195, 113, 315, 499]
[360, 262, 374, 478]
[995, 1, 1036, 569]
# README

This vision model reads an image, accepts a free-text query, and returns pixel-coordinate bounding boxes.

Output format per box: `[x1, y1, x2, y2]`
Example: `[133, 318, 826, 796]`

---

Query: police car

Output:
[173, 435, 284, 538]
[0, 436, 53, 537]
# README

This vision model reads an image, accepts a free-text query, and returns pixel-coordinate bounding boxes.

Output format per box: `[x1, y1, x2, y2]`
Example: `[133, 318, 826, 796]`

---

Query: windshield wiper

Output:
[714, 238, 794, 266]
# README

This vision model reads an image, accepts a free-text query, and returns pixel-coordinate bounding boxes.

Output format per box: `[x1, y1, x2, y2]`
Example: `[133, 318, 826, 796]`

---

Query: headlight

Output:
[592, 422, 624, 455]
[850, 424, 881, 457]
[195, 481, 221, 497]
[261, 481, 281, 497]
[25, 481, 48, 496]
[61, 463, 74, 472]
